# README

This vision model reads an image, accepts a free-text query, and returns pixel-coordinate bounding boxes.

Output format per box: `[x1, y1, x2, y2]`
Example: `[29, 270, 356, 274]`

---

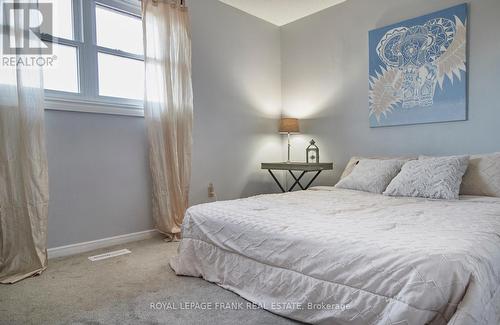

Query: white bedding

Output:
[170, 187, 500, 325]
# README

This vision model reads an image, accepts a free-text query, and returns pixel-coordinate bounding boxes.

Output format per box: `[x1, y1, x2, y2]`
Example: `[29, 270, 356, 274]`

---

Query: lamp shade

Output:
[279, 118, 300, 134]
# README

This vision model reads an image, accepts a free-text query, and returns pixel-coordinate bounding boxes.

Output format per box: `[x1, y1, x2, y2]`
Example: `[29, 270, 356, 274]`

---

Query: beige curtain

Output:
[0, 0, 49, 283]
[142, 0, 193, 240]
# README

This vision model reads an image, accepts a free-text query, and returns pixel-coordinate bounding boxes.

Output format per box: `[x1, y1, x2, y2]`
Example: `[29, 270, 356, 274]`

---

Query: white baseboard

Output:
[47, 229, 159, 259]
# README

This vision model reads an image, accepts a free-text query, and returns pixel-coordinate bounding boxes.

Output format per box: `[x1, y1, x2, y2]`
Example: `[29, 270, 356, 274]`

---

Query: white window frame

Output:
[44, 0, 144, 117]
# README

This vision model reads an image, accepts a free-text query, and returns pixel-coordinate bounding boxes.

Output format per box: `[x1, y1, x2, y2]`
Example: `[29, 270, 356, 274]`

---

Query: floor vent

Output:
[88, 249, 131, 261]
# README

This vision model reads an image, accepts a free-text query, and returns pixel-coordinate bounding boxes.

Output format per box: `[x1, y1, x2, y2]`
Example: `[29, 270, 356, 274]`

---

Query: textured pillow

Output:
[419, 154, 500, 197]
[340, 156, 416, 179]
[335, 159, 406, 194]
[460, 152, 500, 197]
[384, 156, 470, 200]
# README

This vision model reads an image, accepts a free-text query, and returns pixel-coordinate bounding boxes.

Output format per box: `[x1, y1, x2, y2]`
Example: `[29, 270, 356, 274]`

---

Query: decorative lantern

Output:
[306, 139, 319, 163]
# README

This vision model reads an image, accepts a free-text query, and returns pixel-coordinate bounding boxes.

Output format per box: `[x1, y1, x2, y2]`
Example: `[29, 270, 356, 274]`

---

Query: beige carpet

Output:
[0, 237, 299, 325]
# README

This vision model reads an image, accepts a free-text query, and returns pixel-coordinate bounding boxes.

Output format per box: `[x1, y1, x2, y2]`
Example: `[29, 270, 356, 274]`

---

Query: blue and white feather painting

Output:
[369, 4, 468, 127]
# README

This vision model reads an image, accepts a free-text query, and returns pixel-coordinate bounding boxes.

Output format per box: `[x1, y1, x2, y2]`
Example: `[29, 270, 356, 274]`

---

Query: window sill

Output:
[44, 97, 144, 117]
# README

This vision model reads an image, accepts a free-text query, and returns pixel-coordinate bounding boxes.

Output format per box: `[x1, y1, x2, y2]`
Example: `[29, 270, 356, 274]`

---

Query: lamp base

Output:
[287, 133, 291, 162]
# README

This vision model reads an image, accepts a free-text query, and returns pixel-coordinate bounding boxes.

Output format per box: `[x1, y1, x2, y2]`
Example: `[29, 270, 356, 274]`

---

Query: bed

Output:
[170, 187, 500, 325]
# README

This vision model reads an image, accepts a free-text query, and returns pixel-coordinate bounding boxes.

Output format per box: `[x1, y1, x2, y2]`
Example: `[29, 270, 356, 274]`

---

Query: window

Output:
[42, 0, 144, 115]
[43, 43, 79, 93]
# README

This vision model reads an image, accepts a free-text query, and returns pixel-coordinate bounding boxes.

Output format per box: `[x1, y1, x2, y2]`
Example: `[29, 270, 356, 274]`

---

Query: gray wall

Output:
[189, 0, 283, 204]
[281, 0, 500, 185]
[46, 0, 282, 248]
[45, 112, 152, 248]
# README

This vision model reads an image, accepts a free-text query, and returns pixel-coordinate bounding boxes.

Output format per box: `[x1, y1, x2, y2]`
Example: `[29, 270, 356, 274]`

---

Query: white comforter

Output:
[170, 188, 500, 325]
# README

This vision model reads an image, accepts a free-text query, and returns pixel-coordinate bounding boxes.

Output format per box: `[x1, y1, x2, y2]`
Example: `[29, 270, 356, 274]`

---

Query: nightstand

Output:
[261, 162, 333, 192]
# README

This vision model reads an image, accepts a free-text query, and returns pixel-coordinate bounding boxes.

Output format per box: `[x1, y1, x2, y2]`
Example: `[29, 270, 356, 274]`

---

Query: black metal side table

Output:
[261, 162, 333, 193]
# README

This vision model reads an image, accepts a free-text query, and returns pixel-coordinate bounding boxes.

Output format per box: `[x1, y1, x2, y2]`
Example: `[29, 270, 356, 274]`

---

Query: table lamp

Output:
[279, 118, 300, 162]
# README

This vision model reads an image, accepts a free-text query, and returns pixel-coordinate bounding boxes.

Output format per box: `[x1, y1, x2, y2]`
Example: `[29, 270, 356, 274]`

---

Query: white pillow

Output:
[335, 159, 406, 194]
[419, 153, 500, 197]
[384, 156, 470, 200]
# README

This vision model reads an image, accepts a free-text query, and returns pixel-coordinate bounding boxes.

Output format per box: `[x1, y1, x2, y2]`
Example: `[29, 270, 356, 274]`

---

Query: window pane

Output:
[96, 6, 143, 55]
[40, 0, 74, 40]
[43, 43, 79, 93]
[98, 53, 143, 100]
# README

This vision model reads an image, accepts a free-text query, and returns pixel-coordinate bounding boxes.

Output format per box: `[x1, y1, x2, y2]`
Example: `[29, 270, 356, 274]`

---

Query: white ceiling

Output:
[217, 0, 347, 26]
